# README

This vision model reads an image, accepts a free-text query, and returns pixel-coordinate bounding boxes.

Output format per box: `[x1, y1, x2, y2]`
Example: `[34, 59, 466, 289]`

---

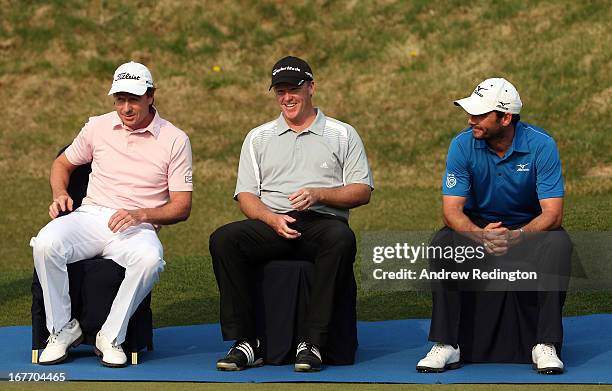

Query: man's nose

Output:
[119, 101, 131, 112]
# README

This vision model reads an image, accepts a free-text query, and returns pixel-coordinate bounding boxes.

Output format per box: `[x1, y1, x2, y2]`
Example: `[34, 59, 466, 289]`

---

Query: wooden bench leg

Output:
[32, 349, 39, 364]
[131, 352, 138, 365]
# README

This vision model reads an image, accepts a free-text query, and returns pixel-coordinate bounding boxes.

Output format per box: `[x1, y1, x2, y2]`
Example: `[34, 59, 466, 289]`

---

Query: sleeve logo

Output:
[446, 173, 457, 188]
[185, 175, 192, 183]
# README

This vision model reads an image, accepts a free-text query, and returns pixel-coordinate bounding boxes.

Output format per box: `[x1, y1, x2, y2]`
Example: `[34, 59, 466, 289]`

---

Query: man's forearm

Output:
[49, 157, 73, 199]
[136, 198, 191, 226]
[520, 211, 562, 232]
[443, 208, 485, 243]
[237, 192, 276, 224]
[317, 183, 371, 209]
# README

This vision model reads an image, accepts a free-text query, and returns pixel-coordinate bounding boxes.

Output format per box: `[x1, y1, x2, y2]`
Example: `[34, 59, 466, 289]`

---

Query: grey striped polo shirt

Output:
[234, 109, 373, 220]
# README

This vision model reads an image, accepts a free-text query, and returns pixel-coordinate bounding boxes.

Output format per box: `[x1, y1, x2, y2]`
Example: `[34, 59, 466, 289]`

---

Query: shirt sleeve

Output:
[442, 137, 471, 196]
[64, 119, 94, 165]
[343, 126, 374, 188]
[535, 137, 564, 199]
[234, 131, 261, 199]
[168, 135, 193, 192]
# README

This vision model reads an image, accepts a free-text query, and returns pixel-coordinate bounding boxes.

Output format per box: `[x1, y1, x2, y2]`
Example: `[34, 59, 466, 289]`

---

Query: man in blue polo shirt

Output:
[416, 78, 571, 374]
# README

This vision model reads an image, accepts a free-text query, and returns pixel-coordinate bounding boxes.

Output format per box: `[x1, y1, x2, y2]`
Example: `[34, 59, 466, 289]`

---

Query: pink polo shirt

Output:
[65, 110, 193, 210]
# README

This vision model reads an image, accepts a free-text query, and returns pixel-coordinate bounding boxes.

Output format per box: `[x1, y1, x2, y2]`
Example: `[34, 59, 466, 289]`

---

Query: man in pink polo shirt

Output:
[30, 61, 193, 367]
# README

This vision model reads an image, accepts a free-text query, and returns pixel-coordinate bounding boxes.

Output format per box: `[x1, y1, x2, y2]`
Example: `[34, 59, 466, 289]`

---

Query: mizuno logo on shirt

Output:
[516, 163, 530, 172]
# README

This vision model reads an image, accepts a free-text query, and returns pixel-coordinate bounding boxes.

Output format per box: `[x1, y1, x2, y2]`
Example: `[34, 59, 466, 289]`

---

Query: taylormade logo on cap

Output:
[454, 77, 522, 115]
[108, 61, 154, 96]
[273, 66, 301, 76]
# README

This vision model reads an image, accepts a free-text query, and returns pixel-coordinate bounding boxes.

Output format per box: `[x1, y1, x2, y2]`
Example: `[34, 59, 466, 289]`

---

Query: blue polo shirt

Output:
[442, 121, 564, 226]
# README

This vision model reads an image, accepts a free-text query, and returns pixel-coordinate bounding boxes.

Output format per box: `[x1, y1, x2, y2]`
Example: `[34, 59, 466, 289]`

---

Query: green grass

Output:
[0, 0, 611, 367]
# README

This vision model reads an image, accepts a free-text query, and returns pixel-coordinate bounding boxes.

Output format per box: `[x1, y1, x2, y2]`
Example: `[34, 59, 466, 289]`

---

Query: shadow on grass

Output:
[357, 291, 432, 321]
[153, 289, 435, 328]
[154, 296, 220, 330]
[0, 275, 32, 305]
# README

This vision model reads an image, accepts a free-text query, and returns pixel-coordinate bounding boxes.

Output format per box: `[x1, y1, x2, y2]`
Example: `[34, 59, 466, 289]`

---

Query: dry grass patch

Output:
[586, 165, 612, 178]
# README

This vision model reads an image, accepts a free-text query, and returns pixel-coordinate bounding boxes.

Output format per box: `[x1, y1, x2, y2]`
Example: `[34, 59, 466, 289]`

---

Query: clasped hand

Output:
[265, 188, 322, 239]
[482, 222, 522, 256]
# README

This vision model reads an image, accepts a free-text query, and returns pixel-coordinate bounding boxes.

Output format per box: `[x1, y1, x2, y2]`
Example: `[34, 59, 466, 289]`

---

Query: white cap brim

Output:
[453, 96, 495, 115]
[108, 81, 148, 96]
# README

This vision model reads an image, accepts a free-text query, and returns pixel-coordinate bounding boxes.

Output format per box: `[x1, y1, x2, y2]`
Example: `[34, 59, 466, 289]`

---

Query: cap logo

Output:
[272, 66, 301, 76]
[496, 101, 510, 110]
[474, 86, 488, 97]
[115, 72, 141, 81]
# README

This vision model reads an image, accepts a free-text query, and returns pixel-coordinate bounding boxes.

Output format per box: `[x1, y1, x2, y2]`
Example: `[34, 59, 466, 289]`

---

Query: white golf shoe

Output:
[39, 319, 83, 365]
[416, 343, 461, 373]
[532, 343, 564, 374]
[94, 331, 127, 368]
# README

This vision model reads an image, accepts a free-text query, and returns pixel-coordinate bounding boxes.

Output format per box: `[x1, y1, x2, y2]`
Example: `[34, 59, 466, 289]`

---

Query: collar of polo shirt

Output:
[111, 109, 162, 138]
[474, 122, 529, 155]
[276, 108, 325, 136]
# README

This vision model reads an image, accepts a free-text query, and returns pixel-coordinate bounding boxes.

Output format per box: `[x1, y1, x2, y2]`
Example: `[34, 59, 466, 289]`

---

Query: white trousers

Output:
[31, 205, 165, 345]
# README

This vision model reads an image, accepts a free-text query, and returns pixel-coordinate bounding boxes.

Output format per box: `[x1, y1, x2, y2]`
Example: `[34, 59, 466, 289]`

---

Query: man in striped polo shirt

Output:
[210, 56, 373, 372]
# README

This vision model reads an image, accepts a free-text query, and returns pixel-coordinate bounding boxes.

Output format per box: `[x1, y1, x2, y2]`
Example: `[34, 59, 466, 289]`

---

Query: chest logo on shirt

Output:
[446, 173, 457, 188]
[516, 163, 530, 172]
[320, 162, 329, 169]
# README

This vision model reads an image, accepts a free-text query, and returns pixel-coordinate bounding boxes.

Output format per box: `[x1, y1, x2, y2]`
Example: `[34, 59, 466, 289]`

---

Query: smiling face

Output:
[113, 92, 154, 130]
[273, 81, 316, 129]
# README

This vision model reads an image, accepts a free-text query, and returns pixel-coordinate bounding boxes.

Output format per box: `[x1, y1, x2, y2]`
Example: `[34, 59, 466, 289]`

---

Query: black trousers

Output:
[428, 220, 572, 348]
[209, 211, 356, 348]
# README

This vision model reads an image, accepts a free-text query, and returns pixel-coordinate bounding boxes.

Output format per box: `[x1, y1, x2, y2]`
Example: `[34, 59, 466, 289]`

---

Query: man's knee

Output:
[534, 229, 573, 266]
[546, 229, 573, 254]
[430, 226, 455, 248]
[321, 223, 356, 257]
[209, 220, 255, 257]
[209, 224, 233, 255]
[128, 246, 164, 277]
[31, 230, 71, 268]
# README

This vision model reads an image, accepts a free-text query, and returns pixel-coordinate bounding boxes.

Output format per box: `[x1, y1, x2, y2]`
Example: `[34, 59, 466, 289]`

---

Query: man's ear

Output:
[501, 112, 513, 126]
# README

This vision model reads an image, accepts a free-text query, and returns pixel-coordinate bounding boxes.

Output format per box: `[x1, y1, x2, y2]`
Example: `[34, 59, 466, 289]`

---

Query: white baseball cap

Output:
[454, 77, 522, 115]
[108, 61, 154, 96]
